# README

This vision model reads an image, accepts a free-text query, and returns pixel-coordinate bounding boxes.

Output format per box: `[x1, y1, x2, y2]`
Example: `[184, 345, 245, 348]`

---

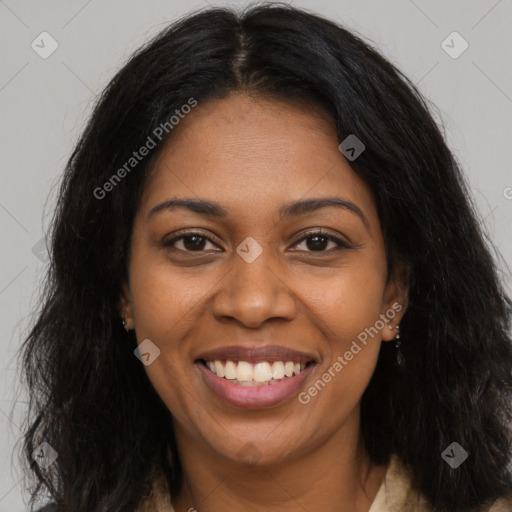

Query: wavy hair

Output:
[19, 3, 512, 511]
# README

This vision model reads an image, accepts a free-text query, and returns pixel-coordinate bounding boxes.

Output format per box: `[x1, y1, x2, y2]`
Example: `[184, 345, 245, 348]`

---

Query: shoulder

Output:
[379, 455, 512, 512]
[376, 453, 432, 511]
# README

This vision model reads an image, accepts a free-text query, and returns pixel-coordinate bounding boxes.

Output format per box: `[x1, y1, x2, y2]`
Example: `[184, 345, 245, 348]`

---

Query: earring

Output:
[121, 318, 130, 332]
[394, 325, 406, 370]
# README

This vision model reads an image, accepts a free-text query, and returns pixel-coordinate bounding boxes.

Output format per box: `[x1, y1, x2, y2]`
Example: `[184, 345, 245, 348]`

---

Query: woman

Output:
[21, 3, 512, 511]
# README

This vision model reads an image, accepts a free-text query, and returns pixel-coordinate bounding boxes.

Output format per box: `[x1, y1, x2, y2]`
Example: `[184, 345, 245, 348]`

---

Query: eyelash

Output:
[162, 228, 352, 254]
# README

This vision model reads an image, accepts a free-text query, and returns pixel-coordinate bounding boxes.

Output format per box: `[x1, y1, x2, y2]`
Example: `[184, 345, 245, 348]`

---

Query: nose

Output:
[211, 244, 298, 329]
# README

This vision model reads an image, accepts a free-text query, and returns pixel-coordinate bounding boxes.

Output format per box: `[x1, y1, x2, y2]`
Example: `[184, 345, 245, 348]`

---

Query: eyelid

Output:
[163, 229, 222, 248]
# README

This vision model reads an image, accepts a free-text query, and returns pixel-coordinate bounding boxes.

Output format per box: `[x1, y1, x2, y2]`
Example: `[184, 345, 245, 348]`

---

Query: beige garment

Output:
[368, 454, 512, 512]
[137, 453, 512, 511]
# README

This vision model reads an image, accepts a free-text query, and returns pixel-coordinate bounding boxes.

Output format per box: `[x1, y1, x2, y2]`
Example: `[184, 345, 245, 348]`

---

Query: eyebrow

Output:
[147, 196, 370, 231]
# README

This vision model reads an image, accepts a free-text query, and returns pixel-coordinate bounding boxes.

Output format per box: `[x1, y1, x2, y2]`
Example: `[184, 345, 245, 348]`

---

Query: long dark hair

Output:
[19, 3, 512, 511]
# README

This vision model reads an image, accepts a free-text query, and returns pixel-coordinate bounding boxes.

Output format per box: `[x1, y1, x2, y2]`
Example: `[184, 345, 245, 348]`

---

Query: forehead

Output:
[139, 92, 378, 228]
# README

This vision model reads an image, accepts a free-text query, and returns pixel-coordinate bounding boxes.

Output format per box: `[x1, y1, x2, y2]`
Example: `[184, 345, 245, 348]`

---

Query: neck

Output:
[171, 409, 389, 512]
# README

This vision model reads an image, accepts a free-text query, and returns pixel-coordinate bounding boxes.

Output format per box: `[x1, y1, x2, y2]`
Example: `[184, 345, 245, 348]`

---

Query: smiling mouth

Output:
[198, 359, 316, 386]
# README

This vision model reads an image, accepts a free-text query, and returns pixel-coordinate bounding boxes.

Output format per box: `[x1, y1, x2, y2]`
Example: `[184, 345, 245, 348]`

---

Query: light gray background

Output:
[1, 1, 511, 510]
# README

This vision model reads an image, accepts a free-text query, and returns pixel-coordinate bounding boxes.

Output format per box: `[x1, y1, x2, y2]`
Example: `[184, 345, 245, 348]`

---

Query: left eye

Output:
[290, 231, 349, 252]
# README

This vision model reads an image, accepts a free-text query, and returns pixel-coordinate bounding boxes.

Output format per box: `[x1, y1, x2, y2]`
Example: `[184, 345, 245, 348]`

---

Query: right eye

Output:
[162, 231, 222, 253]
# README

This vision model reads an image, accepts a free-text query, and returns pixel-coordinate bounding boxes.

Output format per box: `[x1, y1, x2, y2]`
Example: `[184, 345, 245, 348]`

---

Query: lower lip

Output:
[196, 362, 315, 408]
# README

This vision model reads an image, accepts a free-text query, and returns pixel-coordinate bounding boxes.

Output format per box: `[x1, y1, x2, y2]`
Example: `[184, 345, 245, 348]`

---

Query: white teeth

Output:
[204, 359, 309, 385]
[224, 360, 237, 380]
[237, 361, 253, 382]
[253, 362, 272, 382]
[214, 360, 225, 378]
[284, 361, 294, 377]
[271, 361, 285, 379]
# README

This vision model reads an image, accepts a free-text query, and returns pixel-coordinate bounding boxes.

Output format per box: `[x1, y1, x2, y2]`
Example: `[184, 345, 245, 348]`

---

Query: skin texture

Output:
[120, 92, 409, 512]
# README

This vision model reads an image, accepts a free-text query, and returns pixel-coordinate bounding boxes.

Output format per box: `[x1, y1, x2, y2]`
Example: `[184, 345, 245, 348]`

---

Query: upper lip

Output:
[195, 345, 317, 364]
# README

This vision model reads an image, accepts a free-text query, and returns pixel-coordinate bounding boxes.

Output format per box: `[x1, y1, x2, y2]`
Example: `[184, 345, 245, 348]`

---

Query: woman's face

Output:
[121, 92, 407, 466]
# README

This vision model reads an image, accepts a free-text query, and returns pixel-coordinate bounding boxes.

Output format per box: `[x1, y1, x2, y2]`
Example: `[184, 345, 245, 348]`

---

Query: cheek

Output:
[310, 259, 387, 346]
[129, 254, 205, 340]
[126, 254, 202, 401]
[303, 259, 386, 400]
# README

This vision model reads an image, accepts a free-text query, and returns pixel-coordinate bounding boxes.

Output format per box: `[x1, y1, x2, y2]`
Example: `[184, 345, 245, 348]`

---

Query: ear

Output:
[118, 281, 135, 330]
[381, 260, 410, 342]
